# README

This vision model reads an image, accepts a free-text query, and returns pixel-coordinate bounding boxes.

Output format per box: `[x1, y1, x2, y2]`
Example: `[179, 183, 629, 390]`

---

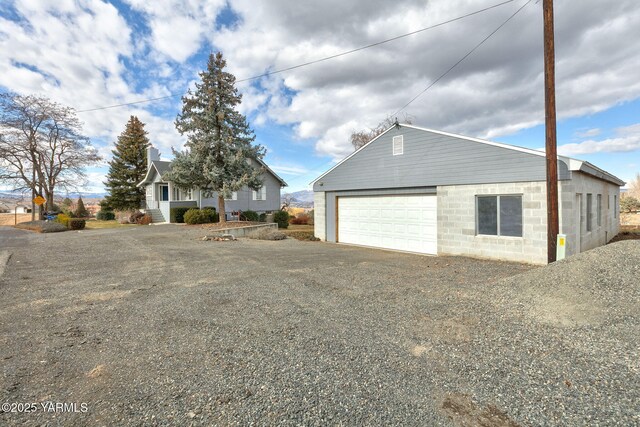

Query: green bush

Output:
[184, 208, 218, 224]
[273, 210, 290, 229]
[55, 213, 70, 227]
[259, 213, 267, 222]
[96, 210, 115, 221]
[240, 210, 259, 222]
[201, 208, 219, 223]
[170, 207, 192, 223]
[68, 218, 86, 230]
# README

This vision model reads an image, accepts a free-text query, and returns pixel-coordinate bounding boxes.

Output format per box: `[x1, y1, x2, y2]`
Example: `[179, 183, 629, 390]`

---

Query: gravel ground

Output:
[0, 225, 637, 426]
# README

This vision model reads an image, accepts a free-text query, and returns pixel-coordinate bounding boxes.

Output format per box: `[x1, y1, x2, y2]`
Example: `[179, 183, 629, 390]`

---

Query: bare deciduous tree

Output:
[0, 93, 100, 218]
[627, 172, 640, 199]
[350, 115, 413, 150]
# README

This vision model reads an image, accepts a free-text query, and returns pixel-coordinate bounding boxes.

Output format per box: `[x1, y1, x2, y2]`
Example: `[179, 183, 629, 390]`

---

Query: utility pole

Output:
[543, 0, 559, 263]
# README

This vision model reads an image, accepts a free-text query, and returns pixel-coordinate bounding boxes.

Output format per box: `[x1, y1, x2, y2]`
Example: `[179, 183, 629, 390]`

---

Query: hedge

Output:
[170, 207, 193, 223]
[68, 218, 86, 230]
[240, 210, 259, 222]
[184, 208, 219, 224]
[96, 210, 115, 221]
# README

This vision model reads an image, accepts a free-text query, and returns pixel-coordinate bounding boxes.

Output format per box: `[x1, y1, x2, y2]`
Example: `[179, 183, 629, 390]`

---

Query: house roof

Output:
[137, 161, 172, 187]
[137, 158, 288, 187]
[310, 124, 625, 187]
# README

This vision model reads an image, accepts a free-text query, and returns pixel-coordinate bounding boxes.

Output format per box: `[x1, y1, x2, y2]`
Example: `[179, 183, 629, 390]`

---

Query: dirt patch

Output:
[441, 393, 521, 427]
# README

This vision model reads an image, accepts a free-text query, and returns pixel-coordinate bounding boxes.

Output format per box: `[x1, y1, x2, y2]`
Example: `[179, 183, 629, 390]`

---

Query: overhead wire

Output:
[76, 0, 515, 113]
[391, 0, 532, 116]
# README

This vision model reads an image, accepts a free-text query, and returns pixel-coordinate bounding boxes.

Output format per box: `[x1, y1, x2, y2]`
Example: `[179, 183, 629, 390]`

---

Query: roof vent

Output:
[393, 135, 403, 156]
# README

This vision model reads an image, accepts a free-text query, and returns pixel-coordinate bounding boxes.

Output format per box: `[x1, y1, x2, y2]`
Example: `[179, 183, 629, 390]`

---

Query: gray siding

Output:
[313, 126, 570, 192]
[324, 187, 436, 243]
[200, 171, 282, 216]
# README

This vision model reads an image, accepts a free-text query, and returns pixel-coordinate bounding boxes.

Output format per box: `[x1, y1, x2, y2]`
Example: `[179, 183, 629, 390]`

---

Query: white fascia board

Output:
[136, 163, 161, 187]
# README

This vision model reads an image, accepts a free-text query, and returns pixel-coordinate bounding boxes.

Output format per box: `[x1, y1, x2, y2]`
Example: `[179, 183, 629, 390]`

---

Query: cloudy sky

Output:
[1, 0, 639, 193]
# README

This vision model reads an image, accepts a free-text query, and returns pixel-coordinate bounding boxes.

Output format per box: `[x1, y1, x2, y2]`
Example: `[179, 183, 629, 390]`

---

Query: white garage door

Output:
[338, 194, 437, 255]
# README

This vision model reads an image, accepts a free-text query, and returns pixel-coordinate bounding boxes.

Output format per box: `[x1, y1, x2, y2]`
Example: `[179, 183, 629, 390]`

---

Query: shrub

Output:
[259, 213, 267, 222]
[273, 210, 290, 229]
[247, 228, 287, 240]
[307, 209, 314, 226]
[137, 214, 152, 225]
[240, 210, 259, 222]
[290, 213, 310, 225]
[96, 210, 115, 221]
[68, 218, 86, 230]
[286, 230, 320, 241]
[620, 196, 640, 213]
[55, 213, 70, 227]
[75, 197, 89, 218]
[201, 208, 219, 223]
[129, 211, 145, 223]
[170, 207, 192, 223]
[184, 208, 215, 224]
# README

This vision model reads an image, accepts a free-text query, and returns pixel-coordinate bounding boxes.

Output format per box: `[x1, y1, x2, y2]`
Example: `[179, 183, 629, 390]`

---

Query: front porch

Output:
[145, 182, 197, 223]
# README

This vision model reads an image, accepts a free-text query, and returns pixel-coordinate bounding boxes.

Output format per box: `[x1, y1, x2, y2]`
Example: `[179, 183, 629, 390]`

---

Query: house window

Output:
[597, 194, 602, 227]
[393, 135, 403, 155]
[252, 186, 266, 201]
[476, 195, 522, 237]
[586, 194, 593, 231]
[225, 191, 237, 201]
[614, 195, 617, 218]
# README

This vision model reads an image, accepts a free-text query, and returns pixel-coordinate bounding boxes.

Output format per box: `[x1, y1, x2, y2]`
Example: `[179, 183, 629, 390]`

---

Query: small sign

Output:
[556, 233, 567, 261]
[33, 195, 46, 206]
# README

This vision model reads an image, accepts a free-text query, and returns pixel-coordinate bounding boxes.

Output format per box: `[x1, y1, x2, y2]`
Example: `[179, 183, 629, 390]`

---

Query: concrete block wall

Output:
[314, 191, 326, 241]
[559, 172, 620, 256]
[437, 181, 548, 264]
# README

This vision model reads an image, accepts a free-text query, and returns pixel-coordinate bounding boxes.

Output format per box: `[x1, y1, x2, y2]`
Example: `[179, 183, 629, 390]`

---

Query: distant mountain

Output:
[282, 190, 314, 208]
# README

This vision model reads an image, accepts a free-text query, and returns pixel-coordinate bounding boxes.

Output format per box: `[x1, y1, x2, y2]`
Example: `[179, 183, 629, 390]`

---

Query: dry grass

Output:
[0, 213, 32, 226]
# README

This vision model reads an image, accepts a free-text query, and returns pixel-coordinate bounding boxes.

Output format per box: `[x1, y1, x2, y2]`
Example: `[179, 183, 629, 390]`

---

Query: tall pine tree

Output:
[103, 116, 150, 211]
[165, 52, 265, 223]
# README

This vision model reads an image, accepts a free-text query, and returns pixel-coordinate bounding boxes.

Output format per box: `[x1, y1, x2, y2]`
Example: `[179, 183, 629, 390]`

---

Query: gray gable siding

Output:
[200, 171, 282, 213]
[313, 127, 570, 192]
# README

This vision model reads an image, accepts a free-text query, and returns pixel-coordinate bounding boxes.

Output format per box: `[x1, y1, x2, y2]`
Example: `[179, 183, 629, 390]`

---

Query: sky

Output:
[1, 0, 639, 194]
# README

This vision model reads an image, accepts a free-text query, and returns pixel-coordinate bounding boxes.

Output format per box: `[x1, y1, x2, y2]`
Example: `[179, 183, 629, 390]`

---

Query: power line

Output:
[76, 0, 515, 113]
[392, 0, 532, 116]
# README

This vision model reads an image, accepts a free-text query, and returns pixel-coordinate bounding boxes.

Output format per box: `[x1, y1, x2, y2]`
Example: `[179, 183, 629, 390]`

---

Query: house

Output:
[13, 205, 32, 214]
[311, 124, 624, 264]
[137, 146, 287, 222]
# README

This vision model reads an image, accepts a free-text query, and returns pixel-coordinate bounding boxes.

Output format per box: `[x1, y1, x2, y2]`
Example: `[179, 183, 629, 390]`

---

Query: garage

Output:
[337, 194, 437, 255]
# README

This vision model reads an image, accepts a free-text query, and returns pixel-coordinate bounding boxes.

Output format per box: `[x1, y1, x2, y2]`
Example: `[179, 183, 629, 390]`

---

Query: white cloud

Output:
[575, 128, 601, 138]
[558, 123, 640, 156]
[269, 164, 308, 176]
[206, 0, 640, 159]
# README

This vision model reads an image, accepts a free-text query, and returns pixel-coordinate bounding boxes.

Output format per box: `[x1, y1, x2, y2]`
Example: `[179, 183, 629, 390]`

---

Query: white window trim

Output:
[252, 186, 266, 201]
[225, 191, 237, 201]
[392, 135, 403, 156]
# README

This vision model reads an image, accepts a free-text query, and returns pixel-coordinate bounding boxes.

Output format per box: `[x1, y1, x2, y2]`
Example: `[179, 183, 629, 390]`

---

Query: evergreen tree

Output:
[75, 196, 89, 217]
[103, 116, 150, 211]
[165, 52, 265, 223]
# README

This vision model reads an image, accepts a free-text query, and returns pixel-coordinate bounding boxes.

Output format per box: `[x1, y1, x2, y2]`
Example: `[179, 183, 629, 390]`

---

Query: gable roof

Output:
[137, 161, 172, 187]
[311, 124, 624, 187]
[137, 158, 288, 187]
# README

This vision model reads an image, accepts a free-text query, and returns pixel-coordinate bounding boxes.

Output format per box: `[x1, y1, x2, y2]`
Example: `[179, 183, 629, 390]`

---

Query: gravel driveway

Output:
[0, 225, 637, 426]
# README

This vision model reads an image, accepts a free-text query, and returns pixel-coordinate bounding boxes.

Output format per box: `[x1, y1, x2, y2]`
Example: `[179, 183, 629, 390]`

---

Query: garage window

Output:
[476, 195, 522, 237]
